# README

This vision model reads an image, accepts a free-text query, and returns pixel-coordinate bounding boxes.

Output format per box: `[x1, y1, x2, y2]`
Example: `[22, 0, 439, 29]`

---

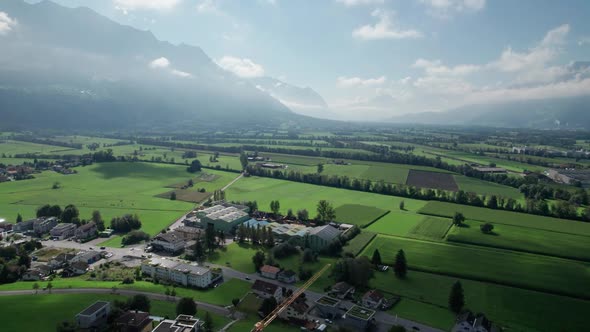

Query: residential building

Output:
[75, 222, 97, 240]
[330, 281, 355, 299]
[71, 250, 101, 264]
[307, 225, 342, 252]
[362, 290, 384, 309]
[49, 252, 77, 269]
[260, 265, 280, 279]
[280, 296, 309, 322]
[277, 270, 297, 284]
[33, 217, 58, 235]
[251, 279, 283, 303]
[114, 311, 153, 332]
[75, 301, 111, 329]
[152, 315, 201, 332]
[69, 261, 89, 275]
[13, 219, 35, 233]
[195, 203, 250, 232]
[151, 232, 186, 254]
[22, 268, 46, 281]
[173, 226, 202, 240]
[452, 311, 499, 332]
[343, 305, 376, 330]
[0, 222, 13, 232]
[314, 296, 342, 319]
[141, 258, 214, 288]
[50, 223, 77, 240]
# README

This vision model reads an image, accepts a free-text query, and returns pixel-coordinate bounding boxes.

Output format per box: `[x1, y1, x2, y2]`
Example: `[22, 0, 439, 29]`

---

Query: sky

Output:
[18, 0, 590, 119]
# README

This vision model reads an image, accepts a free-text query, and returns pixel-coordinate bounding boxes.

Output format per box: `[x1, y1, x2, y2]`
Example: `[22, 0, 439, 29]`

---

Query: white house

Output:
[141, 258, 213, 288]
[76, 301, 111, 329]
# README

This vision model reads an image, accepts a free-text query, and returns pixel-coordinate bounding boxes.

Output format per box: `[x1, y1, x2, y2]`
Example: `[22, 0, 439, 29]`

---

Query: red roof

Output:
[260, 265, 280, 275]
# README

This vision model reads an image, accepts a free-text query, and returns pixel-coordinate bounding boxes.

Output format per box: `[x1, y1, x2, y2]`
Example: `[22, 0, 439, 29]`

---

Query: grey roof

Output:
[154, 232, 185, 244]
[308, 225, 341, 242]
[173, 263, 210, 276]
[78, 301, 110, 316]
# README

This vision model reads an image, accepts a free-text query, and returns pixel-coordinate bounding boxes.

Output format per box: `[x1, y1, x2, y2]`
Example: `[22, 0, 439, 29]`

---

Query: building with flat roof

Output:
[50, 223, 77, 240]
[315, 296, 341, 319]
[547, 168, 590, 188]
[151, 232, 186, 254]
[195, 203, 250, 232]
[13, 219, 36, 233]
[141, 258, 213, 288]
[33, 217, 58, 235]
[76, 300, 111, 329]
[114, 310, 153, 332]
[343, 305, 376, 329]
[152, 315, 200, 332]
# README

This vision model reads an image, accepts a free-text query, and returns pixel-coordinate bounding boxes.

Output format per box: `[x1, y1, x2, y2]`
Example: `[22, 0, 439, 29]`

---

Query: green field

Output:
[0, 163, 233, 238]
[361, 235, 590, 299]
[406, 216, 453, 241]
[0, 140, 81, 156]
[225, 176, 427, 226]
[419, 201, 590, 237]
[365, 211, 425, 236]
[454, 175, 523, 200]
[447, 220, 590, 261]
[343, 231, 376, 256]
[333, 204, 388, 227]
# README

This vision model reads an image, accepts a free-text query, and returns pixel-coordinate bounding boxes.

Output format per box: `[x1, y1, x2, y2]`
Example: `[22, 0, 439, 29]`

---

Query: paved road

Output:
[0, 288, 231, 316]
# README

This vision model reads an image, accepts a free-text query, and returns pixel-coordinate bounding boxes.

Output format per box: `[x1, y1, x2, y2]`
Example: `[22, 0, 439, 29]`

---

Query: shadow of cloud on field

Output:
[90, 162, 185, 180]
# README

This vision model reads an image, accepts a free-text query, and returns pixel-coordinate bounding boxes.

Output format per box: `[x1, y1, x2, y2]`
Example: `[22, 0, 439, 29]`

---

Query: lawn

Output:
[446, 220, 590, 262]
[454, 175, 523, 200]
[361, 235, 590, 299]
[365, 212, 425, 236]
[419, 201, 590, 237]
[370, 270, 590, 332]
[333, 204, 388, 227]
[0, 163, 234, 239]
[0, 293, 230, 332]
[406, 216, 453, 241]
[225, 176, 428, 225]
[343, 231, 376, 256]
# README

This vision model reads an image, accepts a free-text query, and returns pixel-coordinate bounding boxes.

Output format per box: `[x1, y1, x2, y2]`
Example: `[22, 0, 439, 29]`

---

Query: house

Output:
[251, 279, 283, 303]
[342, 305, 376, 330]
[75, 301, 111, 329]
[50, 223, 77, 240]
[75, 222, 97, 241]
[22, 268, 45, 281]
[141, 258, 214, 288]
[173, 226, 202, 240]
[277, 269, 297, 284]
[69, 261, 89, 275]
[452, 311, 499, 332]
[49, 252, 77, 269]
[71, 250, 102, 264]
[306, 225, 342, 252]
[13, 218, 36, 233]
[0, 222, 13, 232]
[152, 315, 201, 332]
[151, 232, 186, 254]
[114, 310, 153, 332]
[314, 296, 341, 319]
[280, 295, 309, 322]
[260, 265, 280, 279]
[362, 290, 384, 309]
[330, 281, 355, 299]
[195, 203, 250, 232]
[33, 217, 58, 235]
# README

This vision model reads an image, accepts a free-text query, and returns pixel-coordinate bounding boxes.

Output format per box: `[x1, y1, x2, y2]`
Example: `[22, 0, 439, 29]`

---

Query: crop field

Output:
[361, 235, 590, 299]
[454, 175, 523, 199]
[333, 204, 388, 227]
[224, 176, 428, 225]
[343, 231, 376, 255]
[446, 220, 590, 261]
[419, 201, 590, 236]
[0, 163, 233, 238]
[155, 189, 211, 203]
[365, 212, 425, 236]
[370, 270, 590, 332]
[263, 152, 327, 166]
[0, 140, 81, 156]
[406, 216, 453, 241]
[406, 170, 459, 191]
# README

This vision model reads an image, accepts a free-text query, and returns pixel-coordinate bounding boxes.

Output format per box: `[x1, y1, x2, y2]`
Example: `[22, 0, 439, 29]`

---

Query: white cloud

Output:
[337, 76, 386, 87]
[578, 37, 590, 46]
[0, 12, 17, 35]
[413, 58, 480, 76]
[216, 56, 265, 78]
[196, 0, 220, 13]
[353, 10, 422, 40]
[335, 0, 384, 7]
[171, 69, 192, 77]
[541, 24, 569, 47]
[113, 0, 181, 11]
[419, 0, 485, 18]
[149, 57, 170, 69]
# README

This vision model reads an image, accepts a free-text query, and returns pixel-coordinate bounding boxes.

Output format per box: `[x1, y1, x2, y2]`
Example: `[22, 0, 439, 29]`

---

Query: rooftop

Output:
[260, 265, 281, 275]
[316, 296, 340, 307]
[308, 225, 341, 242]
[78, 301, 110, 317]
[252, 279, 280, 295]
[199, 204, 248, 223]
[346, 305, 375, 321]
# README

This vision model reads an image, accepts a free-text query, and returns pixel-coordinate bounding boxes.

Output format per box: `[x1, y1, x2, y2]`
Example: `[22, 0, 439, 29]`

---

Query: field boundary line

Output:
[361, 210, 391, 228]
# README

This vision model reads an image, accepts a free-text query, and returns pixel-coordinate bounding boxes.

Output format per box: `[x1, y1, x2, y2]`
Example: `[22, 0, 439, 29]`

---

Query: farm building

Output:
[195, 203, 250, 232]
[547, 169, 590, 188]
[306, 225, 342, 252]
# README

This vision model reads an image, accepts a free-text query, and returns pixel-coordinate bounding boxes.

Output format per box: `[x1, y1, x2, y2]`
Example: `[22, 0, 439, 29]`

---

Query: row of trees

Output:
[110, 214, 142, 233]
[35, 205, 106, 230]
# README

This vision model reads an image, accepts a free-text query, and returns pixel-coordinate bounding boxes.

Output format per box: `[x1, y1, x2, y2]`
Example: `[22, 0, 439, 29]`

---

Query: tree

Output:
[252, 251, 266, 271]
[449, 281, 465, 313]
[33, 282, 39, 294]
[121, 231, 150, 245]
[259, 297, 278, 317]
[205, 223, 216, 252]
[480, 223, 494, 234]
[371, 249, 382, 266]
[297, 209, 309, 221]
[47, 282, 53, 293]
[165, 288, 171, 299]
[91, 210, 105, 231]
[128, 294, 151, 312]
[286, 208, 294, 219]
[316, 200, 336, 224]
[203, 312, 213, 332]
[176, 297, 197, 316]
[239, 151, 249, 171]
[394, 249, 407, 278]
[193, 237, 205, 261]
[399, 200, 405, 211]
[61, 204, 79, 224]
[232, 298, 240, 307]
[331, 256, 374, 288]
[187, 160, 202, 173]
[52, 182, 61, 189]
[170, 192, 177, 200]
[171, 287, 177, 298]
[16, 213, 22, 223]
[270, 200, 281, 217]
[317, 163, 324, 174]
[452, 212, 465, 226]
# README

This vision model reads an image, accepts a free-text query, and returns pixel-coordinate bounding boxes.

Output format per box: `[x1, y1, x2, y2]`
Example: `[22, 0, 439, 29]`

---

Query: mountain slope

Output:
[0, 0, 310, 130]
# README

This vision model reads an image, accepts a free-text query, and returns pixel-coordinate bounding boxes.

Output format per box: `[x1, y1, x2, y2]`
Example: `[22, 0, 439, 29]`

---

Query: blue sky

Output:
[20, 0, 590, 119]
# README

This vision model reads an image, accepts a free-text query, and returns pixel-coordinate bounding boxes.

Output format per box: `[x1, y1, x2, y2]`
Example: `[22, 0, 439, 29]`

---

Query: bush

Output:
[121, 230, 150, 245]
[480, 223, 494, 234]
[272, 243, 299, 259]
[122, 277, 134, 284]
